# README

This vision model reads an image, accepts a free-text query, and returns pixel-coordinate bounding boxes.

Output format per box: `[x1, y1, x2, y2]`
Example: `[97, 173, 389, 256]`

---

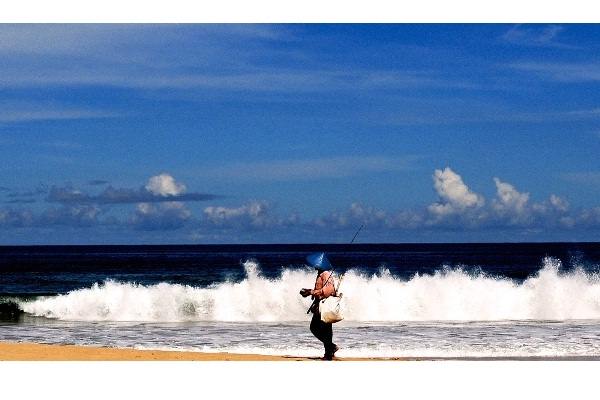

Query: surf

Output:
[17, 257, 600, 323]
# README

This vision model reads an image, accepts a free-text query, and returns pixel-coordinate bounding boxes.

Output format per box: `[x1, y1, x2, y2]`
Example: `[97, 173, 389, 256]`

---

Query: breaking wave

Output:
[18, 258, 600, 322]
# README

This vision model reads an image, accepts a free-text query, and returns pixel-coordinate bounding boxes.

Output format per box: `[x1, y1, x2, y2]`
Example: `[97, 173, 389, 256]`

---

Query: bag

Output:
[319, 293, 343, 323]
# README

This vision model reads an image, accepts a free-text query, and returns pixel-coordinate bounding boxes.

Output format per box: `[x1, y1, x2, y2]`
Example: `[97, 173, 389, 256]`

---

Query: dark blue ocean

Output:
[2, 243, 600, 358]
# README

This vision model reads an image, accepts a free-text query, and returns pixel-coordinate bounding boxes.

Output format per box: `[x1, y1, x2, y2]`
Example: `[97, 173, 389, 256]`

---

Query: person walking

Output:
[300, 252, 339, 360]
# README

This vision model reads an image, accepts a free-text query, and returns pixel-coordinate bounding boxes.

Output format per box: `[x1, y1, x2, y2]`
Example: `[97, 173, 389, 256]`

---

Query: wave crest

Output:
[19, 258, 600, 322]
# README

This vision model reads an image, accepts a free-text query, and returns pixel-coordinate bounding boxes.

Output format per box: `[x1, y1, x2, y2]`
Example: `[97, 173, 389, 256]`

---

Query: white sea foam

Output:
[18, 258, 600, 322]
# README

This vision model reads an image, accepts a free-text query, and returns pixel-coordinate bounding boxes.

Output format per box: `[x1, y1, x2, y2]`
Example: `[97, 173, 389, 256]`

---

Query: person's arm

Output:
[300, 272, 331, 298]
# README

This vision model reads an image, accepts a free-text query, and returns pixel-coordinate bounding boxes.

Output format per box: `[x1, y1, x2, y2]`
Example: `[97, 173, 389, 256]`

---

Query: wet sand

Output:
[0, 342, 307, 361]
[0, 342, 410, 361]
[2, 342, 599, 361]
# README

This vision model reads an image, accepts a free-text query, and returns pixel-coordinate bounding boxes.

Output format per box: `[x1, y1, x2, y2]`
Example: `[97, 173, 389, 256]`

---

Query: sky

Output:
[0, 23, 599, 244]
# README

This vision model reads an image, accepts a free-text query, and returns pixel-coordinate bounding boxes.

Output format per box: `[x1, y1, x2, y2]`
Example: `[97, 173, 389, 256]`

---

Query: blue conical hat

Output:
[306, 252, 332, 269]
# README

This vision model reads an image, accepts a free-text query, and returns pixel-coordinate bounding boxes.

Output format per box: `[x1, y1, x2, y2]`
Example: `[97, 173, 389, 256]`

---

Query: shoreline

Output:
[2, 342, 600, 361]
[0, 342, 306, 361]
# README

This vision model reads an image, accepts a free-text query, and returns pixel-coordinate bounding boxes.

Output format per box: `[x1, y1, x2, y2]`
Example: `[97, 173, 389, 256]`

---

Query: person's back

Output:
[312, 270, 336, 300]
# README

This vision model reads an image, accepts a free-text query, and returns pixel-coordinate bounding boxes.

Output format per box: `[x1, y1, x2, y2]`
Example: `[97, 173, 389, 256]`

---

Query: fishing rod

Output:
[306, 224, 364, 314]
[350, 224, 364, 244]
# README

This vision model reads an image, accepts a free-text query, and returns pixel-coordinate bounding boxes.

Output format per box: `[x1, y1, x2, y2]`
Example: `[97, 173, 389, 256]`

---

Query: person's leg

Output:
[322, 322, 335, 358]
[310, 312, 322, 340]
[310, 313, 330, 356]
[310, 312, 339, 359]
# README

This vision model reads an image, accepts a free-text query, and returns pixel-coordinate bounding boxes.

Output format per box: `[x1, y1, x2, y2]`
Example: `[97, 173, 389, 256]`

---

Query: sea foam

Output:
[18, 258, 600, 322]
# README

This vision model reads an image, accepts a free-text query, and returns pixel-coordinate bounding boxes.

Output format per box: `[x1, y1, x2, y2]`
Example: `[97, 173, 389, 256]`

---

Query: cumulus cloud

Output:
[3, 167, 600, 240]
[203, 201, 273, 228]
[488, 178, 568, 227]
[428, 167, 484, 217]
[549, 194, 569, 212]
[0, 205, 102, 228]
[130, 202, 192, 231]
[577, 207, 600, 227]
[47, 173, 219, 205]
[418, 168, 578, 230]
[313, 202, 424, 231]
[39, 205, 103, 227]
[125, 174, 198, 231]
[315, 203, 387, 228]
[347, 203, 388, 226]
[145, 173, 186, 196]
[314, 169, 580, 233]
[491, 178, 530, 223]
[0, 173, 217, 231]
[0, 208, 34, 227]
[202, 201, 302, 232]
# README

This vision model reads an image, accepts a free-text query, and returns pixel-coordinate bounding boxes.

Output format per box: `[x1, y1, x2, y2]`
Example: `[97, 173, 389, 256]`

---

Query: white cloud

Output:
[203, 201, 271, 227]
[4, 165, 600, 239]
[0, 205, 102, 228]
[314, 170, 577, 232]
[0, 209, 34, 227]
[428, 167, 484, 217]
[131, 201, 191, 231]
[137, 201, 190, 216]
[489, 177, 536, 226]
[145, 173, 186, 197]
[48, 175, 216, 205]
[501, 25, 576, 49]
[549, 194, 569, 212]
[130, 173, 193, 230]
[314, 202, 423, 230]
[41, 205, 102, 227]
[530, 194, 570, 216]
[193, 170, 583, 234]
[425, 170, 574, 229]
[313, 202, 387, 228]
[136, 203, 152, 215]
[492, 178, 529, 214]
[578, 207, 600, 227]
[349, 203, 387, 224]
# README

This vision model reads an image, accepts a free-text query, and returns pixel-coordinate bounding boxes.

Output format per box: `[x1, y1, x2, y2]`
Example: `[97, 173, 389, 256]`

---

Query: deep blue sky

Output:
[0, 24, 599, 244]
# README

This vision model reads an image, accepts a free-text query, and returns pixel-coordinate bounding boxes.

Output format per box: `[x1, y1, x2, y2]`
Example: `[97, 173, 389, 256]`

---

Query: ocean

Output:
[2, 243, 600, 359]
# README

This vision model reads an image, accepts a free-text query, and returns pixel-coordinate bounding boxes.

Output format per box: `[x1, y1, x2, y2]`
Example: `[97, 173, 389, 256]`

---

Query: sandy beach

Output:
[0, 341, 395, 361]
[0, 342, 407, 361]
[0, 342, 312, 361]
[4, 341, 600, 361]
